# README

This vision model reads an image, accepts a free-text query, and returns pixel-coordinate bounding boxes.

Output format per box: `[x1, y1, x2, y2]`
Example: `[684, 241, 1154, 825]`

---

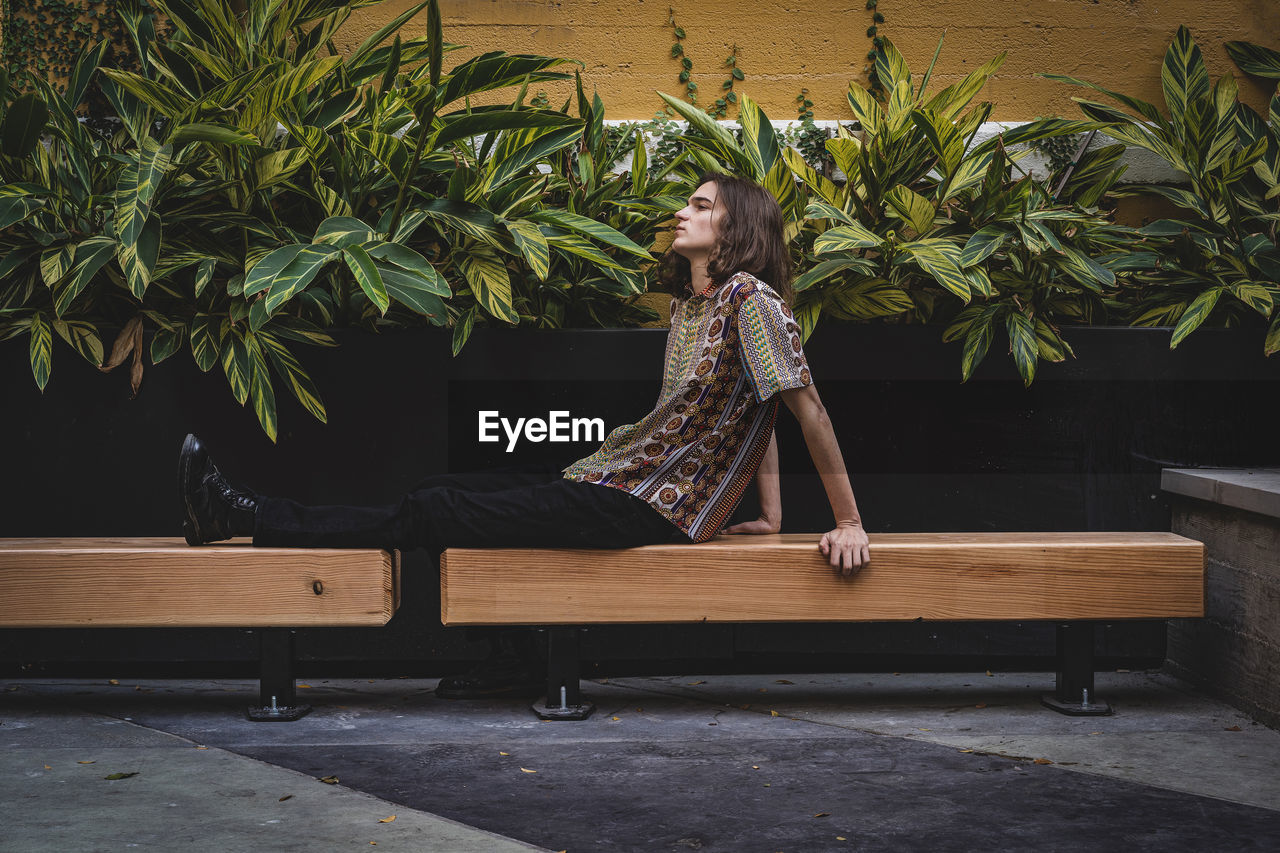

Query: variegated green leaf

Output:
[803, 201, 855, 226]
[1007, 311, 1038, 386]
[546, 233, 624, 269]
[966, 266, 994, 298]
[506, 219, 551, 280]
[364, 242, 451, 296]
[484, 124, 584, 190]
[874, 39, 913, 98]
[251, 148, 310, 190]
[1162, 26, 1211, 130]
[814, 223, 882, 254]
[245, 334, 278, 442]
[28, 311, 52, 390]
[1230, 282, 1274, 316]
[460, 246, 518, 324]
[1265, 311, 1280, 356]
[260, 332, 327, 424]
[897, 239, 971, 300]
[451, 306, 477, 357]
[263, 245, 342, 314]
[960, 308, 996, 381]
[909, 109, 964, 175]
[243, 245, 308, 297]
[657, 92, 755, 177]
[116, 139, 172, 247]
[1054, 244, 1116, 291]
[377, 264, 447, 322]
[119, 215, 161, 299]
[346, 129, 410, 175]
[737, 93, 780, 181]
[52, 318, 104, 366]
[827, 278, 913, 320]
[437, 53, 575, 107]
[99, 68, 188, 117]
[54, 237, 117, 317]
[784, 147, 840, 206]
[763, 157, 802, 224]
[527, 209, 652, 260]
[1170, 286, 1222, 347]
[405, 199, 505, 247]
[221, 328, 251, 406]
[149, 325, 183, 365]
[1226, 40, 1280, 79]
[190, 314, 222, 372]
[925, 52, 1006, 121]
[1034, 318, 1074, 362]
[960, 225, 1008, 267]
[194, 258, 216, 297]
[794, 257, 876, 292]
[40, 245, 75, 287]
[315, 216, 379, 248]
[343, 245, 389, 313]
[885, 185, 936, 237]
[846, 81, 882, 137]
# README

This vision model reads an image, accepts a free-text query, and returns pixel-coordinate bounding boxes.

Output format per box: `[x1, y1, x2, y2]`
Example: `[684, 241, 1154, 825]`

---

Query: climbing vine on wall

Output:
[665, 8, 745, 118]
[865, 0, 887, 97]
[2, 0, 155, 102]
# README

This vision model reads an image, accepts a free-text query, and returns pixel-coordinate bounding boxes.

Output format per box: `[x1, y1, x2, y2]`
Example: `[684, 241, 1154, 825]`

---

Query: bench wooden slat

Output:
[0, 538, 399, 628]
[440, 532, 1205, 625]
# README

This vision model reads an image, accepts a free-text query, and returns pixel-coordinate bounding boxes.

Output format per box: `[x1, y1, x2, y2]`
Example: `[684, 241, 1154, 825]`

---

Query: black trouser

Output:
[253, 466, 687, 553]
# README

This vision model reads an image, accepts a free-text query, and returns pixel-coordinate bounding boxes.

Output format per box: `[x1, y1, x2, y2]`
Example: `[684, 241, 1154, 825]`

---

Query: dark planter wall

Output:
[3, 323, 1277, 676]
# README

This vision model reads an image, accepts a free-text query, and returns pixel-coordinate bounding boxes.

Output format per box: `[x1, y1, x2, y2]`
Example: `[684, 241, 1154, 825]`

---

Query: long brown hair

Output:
[657, 172, 793, 303]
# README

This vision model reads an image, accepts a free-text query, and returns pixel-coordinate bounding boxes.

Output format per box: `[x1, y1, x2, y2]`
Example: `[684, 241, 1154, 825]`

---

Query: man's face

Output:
[672, 181, 724, 260]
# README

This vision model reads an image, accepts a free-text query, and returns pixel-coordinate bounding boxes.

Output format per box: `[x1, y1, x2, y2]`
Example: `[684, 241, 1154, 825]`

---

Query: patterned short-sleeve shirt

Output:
[562, 271, 813, 542]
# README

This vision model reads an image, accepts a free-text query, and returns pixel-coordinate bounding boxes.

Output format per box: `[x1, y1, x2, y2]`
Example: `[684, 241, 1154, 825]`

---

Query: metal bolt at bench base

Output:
[1040, 689, 1113, 716]
[246, 694, 313, 722]
[531, 692, 596, 721]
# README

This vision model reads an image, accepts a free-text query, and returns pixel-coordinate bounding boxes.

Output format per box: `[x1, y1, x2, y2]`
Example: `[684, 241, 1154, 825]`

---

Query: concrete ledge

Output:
[1161, 468, 1280, 521]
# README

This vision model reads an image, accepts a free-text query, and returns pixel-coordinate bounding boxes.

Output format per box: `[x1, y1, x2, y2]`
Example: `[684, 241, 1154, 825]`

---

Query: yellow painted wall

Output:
[340, 0, 1279, 120]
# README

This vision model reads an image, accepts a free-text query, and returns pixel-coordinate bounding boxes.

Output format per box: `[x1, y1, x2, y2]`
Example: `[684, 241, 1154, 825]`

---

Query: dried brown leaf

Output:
[377, 815, 396, 823]
[770, 711, 779, 717]
[1033, 758, 1053, 765]
[520, 767, 537, 774]
[775, 679, 794, 685]
[77, 761, 96, 765]
[279, 795, 293, 802]
[103, 772, 138, 780]
[319, 775, 339, 784]
[975, 703, 988, 708]
[1225, 725, 1242, 731]
[499, 752, 509, 756]
[108, 679, 119, 685]
[813, 812, 830, 818]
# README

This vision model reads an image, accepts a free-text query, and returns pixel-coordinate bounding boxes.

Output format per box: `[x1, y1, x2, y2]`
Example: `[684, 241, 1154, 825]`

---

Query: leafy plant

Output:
[1046, 26, 1280, 353]
[659, 36, 1110, 384]
[0, 0, 655, 439]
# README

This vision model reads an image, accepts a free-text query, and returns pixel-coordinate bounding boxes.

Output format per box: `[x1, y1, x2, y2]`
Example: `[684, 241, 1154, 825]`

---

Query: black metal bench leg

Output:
[531, 627, 595, 721]
[1041, 622, 1113, 716]
[246, 628, 312, 722]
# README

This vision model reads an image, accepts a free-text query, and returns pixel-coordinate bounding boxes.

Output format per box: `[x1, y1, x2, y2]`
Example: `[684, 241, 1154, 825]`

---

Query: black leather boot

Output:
[179, 433, 258, 546]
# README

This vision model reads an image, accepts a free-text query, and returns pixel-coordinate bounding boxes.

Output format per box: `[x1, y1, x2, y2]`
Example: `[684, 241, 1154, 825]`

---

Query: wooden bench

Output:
[0, 538, 399, 721]
[440, 532, 1206, 720]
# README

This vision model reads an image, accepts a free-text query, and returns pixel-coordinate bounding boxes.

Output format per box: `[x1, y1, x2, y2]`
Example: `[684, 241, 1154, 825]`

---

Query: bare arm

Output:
[779, 383, 870, 575]
[723, 428, 781, 534]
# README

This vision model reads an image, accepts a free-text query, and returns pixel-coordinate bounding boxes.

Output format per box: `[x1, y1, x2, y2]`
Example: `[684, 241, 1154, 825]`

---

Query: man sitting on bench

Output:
[180, 173, 871, 690]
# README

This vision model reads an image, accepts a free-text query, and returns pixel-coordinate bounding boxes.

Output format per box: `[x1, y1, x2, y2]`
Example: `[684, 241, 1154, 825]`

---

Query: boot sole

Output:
[180, 433, 204, 547]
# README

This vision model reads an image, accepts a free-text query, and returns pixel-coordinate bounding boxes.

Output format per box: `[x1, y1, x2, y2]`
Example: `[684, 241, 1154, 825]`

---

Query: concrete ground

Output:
[3, 670, 1279, 851]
